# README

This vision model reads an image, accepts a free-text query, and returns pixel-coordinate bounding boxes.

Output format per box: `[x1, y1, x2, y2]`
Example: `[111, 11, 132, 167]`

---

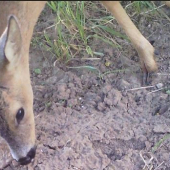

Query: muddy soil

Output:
[1, 2, 170, 170]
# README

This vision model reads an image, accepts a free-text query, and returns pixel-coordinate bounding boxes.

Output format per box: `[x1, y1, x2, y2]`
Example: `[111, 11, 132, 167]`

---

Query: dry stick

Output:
[155, 161, 165, 170]
[140, 151, 154, 170]
[127, 83, 164, 92]
[157, 7, 170, 22]
[140, 4, 165, 15]
[147, 88, 164, 95]
[126, 85, 154, 92]
[44, 24, 55, 31]
[157, 73, 170, 76]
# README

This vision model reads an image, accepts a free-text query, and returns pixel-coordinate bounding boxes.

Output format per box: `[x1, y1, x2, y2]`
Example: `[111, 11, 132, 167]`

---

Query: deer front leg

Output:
[164, 1, 170, 7]
[101, 1, 158, 83]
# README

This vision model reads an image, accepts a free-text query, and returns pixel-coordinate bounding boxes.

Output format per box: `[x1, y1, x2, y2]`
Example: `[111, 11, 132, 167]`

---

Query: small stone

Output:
[97, 102, 105, 111]
[156, 83, 163, 89]
[153, 124, 170, 133]
[12, 160, 19, 167]
[117, 79, 131, 91]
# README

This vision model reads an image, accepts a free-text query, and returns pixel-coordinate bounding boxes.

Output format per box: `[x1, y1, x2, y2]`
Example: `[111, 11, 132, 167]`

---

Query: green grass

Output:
[152, 134, 170, 153]
[32, 1, 129, 63]
[132, 1, 155, 13]
[32, 1, 161, 64]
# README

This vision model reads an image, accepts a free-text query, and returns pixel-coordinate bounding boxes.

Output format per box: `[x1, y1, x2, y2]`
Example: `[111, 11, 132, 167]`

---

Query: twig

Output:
[155, 161, 165, 170]
[147, 88, 164, 95]
[126, 85, 154, 92]
[140, 4, 165, 15]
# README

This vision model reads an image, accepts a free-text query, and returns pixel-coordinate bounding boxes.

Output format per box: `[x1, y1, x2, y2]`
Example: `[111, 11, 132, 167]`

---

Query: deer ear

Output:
[4, 15, 22, 66]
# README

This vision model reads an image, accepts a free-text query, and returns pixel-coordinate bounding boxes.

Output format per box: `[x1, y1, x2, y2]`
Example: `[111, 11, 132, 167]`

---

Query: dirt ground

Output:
[1, 2, 170, 170]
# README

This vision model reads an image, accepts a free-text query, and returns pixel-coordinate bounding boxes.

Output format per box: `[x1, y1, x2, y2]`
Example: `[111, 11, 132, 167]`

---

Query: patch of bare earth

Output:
[1, 2, 170, 170]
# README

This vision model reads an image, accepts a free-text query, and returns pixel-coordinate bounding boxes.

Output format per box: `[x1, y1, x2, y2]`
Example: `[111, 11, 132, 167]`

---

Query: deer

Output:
[0, 1, 169, 166]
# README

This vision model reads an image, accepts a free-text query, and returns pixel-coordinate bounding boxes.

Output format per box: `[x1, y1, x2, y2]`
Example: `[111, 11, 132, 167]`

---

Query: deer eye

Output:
[16, 108, 25, 124]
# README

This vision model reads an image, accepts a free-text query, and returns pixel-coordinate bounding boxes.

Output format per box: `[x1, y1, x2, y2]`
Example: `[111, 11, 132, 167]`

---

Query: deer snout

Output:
[18, 146, 36, 165]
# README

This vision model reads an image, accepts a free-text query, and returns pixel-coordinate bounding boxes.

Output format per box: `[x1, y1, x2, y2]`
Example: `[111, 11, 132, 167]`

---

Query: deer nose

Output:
[18, 146, 36, 165]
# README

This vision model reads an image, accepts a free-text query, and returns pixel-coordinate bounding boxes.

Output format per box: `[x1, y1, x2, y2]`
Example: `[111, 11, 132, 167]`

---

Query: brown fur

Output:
[0, 0, 169, 164]
[0, 1, 46, 162]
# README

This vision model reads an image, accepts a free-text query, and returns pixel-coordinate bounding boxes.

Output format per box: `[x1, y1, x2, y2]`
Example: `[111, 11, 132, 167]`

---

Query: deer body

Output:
[0, 1, 168, 166]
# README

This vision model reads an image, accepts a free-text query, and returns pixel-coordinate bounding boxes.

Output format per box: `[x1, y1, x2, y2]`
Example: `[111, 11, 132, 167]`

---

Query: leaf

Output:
[67, 65, 101, 75]
[93, 51, 104, 57]
[166, 90, 170, 95]
[105, 61, 111, 67]
[34, 68, 41, 74]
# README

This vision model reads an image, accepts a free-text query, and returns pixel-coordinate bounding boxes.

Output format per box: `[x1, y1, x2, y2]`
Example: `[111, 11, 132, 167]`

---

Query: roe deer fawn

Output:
[0, 1, 169, 166]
